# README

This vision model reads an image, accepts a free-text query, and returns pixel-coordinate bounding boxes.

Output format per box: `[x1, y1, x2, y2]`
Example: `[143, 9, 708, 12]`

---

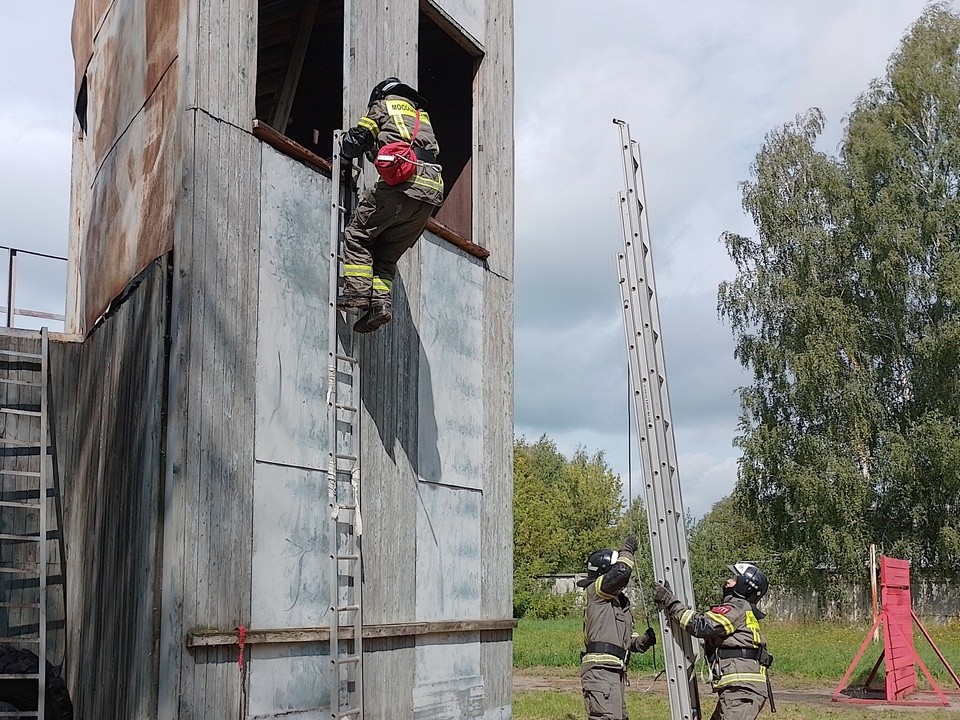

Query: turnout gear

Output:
[653, 566, 773, 720]
[580, 538, 655, 720]
[337, 80, 443, 330]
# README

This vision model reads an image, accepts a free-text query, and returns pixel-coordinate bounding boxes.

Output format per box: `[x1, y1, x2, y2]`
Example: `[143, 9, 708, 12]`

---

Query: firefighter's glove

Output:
[621, 535, 638, 554]
[642, 626, 656, 649]
[341, 126, 372, 160]
[652, 581, 677, 610]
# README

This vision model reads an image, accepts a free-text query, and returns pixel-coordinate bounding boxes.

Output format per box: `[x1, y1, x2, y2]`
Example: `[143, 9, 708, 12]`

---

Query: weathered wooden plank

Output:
[473, 0, 514, 280]
[422, 0, 485, 51]
[190, 0, 257, 126]
[417, 237, 485, 490]
[188, 618, 517, 646]
[413, 631, 482, 720]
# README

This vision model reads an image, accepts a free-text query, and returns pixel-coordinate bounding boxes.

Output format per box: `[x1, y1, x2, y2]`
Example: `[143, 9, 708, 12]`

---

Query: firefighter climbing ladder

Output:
[0, 330, 49, 718]
[613, 119, 701, 720]
[326, 131, 364, 720]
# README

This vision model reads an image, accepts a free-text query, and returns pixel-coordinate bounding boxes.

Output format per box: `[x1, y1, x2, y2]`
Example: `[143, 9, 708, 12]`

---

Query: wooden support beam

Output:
[270, 0, 320, 131]
[186, 618, 517, 648]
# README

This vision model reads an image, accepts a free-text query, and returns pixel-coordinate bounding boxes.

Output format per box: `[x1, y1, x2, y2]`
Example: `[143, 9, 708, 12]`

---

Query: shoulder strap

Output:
[409, 110, 421, 144]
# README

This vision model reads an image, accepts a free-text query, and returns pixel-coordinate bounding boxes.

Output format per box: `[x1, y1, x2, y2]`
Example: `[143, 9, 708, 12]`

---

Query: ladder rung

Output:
[337, 503, 357, 511]
[0, 377, 40, 388]
[336, 554, 359, 561]
[0, 602, 41, 609]
[0, 636, 40, 644]
[0, 349, 42, 360]
[334, 711, 361, 719]
[0, 566, 39, 576]
[0, 673, 39, 680]
[335, 403, 358, 413]
[0, 439, 42, 447]
[0, 500, 41, 510]
[333, 655, 360, 665]
[336, 604, 360, 612]
[334, 354, 358, 364]
[0, 470, 41, 478]
[0, 407, 41, 418]
[335, 454, 357, 463]
[0, 533, 41, 542]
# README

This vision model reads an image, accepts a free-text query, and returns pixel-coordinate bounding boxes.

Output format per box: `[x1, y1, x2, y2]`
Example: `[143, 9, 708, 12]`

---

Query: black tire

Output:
[0, 644, 73, 720]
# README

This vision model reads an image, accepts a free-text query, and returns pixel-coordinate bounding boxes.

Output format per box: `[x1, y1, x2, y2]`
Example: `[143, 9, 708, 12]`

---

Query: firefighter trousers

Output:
[581, 666, 629, 720]
[709, 688, 766, 720]
[341, 185, 434, 306]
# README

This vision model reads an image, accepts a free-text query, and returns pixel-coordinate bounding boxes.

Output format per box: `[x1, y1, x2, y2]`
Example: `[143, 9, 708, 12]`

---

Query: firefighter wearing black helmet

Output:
[653, 562, 773, 720]
[337, 78, 444, 334]
[578, 535, 656, 720]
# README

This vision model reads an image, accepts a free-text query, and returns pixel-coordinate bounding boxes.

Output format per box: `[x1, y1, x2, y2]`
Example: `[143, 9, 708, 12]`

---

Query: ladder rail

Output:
[614, 119, 701, 720]
[326, 130, 363, 720]
[38, 329, 47, 719]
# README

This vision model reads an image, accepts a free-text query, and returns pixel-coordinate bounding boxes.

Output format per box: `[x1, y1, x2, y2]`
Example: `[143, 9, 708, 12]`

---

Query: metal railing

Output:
[0, 246, 67, 329]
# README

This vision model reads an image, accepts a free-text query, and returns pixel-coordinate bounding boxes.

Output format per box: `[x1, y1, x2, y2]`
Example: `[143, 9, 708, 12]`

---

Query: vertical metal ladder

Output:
[0, 329, 49, 719]
[325, 130, 363, 720]
[613, 119, 701, 720]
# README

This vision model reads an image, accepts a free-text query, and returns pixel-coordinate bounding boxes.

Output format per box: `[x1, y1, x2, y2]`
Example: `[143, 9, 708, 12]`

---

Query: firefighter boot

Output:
[353, 300, 393, 333]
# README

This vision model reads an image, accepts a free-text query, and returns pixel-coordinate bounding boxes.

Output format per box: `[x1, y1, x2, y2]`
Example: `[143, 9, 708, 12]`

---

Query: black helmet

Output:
[576, 549, 619, 587]
[368, 77, 428, 109]
[728, 562, 769, 603]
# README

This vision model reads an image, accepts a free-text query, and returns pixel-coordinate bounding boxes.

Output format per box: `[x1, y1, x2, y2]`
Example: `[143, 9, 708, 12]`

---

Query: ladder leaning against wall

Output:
[324, 130, 364, 720]
[613, 118, 701, 720]
[0, 329, 51, 719]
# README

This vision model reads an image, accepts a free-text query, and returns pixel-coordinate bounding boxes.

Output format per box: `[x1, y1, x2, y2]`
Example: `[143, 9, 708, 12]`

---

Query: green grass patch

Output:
[514, 617, 960, 685]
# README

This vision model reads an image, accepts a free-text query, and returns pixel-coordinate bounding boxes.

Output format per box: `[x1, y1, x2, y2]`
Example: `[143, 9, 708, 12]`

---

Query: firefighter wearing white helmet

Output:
[578, 535, 656, 720]
[653, 562, 773, 720]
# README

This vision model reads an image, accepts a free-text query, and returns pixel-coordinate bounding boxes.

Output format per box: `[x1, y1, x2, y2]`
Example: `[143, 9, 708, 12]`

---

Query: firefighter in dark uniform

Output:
[653, 562, 773, 720]
[337, 78, 444, 333]
[578, 535, 656, 720]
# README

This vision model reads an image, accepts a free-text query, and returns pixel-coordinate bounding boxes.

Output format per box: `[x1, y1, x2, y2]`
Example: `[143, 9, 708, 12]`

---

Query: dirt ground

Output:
[513, 668, 960, 711]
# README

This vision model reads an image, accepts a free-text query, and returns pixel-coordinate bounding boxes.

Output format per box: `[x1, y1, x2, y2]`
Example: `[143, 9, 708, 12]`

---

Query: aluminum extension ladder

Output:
[325, 130, 364, 720]
[0, 330, 50, 718]
[613, 119, 701, 720]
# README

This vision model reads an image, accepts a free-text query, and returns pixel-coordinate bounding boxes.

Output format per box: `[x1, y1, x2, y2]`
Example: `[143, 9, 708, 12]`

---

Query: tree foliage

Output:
[719, 4, 960, 585]
[513, 436, 624, 615]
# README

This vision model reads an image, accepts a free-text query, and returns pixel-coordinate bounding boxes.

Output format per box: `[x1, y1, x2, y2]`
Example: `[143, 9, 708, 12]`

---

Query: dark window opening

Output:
[75, 75, 88, 134]
[419, 8, 480, 241]
[256, 0, 343, 160]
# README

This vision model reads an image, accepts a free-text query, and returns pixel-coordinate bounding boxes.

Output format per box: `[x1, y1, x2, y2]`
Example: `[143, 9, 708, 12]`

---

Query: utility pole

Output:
[613, 118, 701, 720]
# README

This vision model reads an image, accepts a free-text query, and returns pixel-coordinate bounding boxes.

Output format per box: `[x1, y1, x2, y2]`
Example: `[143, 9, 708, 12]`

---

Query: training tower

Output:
[0, 0, 515, 718]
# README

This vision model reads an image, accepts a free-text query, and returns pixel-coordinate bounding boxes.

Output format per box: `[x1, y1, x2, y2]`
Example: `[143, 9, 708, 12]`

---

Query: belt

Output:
[583, 642, 626, 661]
[715, 647, 773, 667]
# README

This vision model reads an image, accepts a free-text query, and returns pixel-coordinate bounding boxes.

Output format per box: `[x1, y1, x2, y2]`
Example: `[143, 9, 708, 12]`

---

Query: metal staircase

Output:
[0, 329, 51, 718]
[325, 130, 364, 720]
[614, 119, 701, 720]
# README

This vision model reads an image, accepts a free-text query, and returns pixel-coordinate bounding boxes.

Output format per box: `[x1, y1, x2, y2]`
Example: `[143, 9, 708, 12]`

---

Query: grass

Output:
[514, 617, 960, 719]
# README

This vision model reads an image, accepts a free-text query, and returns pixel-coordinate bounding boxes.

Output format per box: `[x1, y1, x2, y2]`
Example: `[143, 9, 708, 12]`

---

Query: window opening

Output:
[418, 9, 480, 241]
[75, 75, 88, 134]
[256, 0, 344, 160]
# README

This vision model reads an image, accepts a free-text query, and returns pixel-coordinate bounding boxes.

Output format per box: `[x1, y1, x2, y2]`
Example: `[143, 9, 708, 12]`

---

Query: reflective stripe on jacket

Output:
[580, 552, 636, 672]
[355, 95, 444, 206]
[670, 595, 768, 695]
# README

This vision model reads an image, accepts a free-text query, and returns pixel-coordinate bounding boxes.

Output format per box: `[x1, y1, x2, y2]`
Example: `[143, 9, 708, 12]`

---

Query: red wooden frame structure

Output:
[832, 556, 960, 707]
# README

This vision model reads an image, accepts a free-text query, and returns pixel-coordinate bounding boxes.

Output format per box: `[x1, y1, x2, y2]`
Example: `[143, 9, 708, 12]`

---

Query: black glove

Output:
[652, 581, 677, 609]
[341, 126, 373, 160]
[621, 534, 638, 554]
[643, 626, 656, 648]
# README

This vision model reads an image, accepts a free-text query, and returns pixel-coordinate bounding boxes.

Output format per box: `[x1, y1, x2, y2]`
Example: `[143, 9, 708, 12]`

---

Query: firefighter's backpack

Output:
[374, 110, 421, 185]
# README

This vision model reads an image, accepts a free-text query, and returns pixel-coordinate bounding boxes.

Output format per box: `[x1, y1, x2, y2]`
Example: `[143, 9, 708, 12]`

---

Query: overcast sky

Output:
[0, 1, 947, 516]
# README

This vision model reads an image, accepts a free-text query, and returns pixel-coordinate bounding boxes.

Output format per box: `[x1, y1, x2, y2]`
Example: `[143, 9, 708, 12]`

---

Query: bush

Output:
[514, 577, 582, 619]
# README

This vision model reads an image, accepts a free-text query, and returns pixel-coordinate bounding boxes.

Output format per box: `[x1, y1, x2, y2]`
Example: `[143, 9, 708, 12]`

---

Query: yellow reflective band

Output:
[617, 556, 635, 569]
[679, 609, 696, 629]
[357, 116, 379, 134]
[412, 175, 444, 191]
[580, 653, 625, 669]
[712, 669, 767, 688]
[344, 264, 373, 278]
[705, 611, 736, 635]
[745, 610, 762, 646]
[594, 576, 615, 600]
[372, 277, 390, 292]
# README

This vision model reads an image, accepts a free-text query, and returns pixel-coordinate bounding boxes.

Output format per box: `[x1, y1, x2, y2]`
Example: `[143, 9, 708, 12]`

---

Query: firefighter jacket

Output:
[663, 594, 770, 696]
[580, 551, 653, 673]
[351, 94, 444, 207]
